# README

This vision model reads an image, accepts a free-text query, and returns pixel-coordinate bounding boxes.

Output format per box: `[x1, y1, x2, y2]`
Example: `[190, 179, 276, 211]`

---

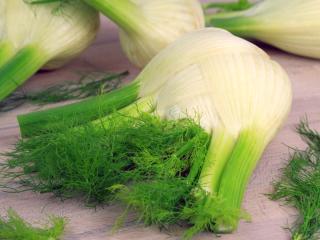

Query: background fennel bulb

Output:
[66, 0, 205, 67]
[206, 0, 320, 59]
[17, 28, 292, 235]
[0, 0, 99, 101]
[115, 0, 205, 67]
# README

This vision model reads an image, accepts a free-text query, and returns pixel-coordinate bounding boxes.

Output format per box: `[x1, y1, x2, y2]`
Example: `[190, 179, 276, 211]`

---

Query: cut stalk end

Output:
[0, 44, 49, 102]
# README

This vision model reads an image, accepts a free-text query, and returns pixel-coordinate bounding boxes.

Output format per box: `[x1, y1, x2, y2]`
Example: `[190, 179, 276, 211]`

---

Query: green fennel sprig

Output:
[0, 71, 128, 112]
[2, 112, 209, 204]
[0, 208, 65, 240]
[271, 121, 320, 240]
[1, 111, 247, 238]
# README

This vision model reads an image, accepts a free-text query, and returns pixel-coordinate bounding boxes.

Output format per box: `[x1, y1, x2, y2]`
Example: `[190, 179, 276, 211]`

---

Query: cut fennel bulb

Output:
[0, 0, 99, 101]
[17, 28, 292, 236]
[206, 0, 320, 59]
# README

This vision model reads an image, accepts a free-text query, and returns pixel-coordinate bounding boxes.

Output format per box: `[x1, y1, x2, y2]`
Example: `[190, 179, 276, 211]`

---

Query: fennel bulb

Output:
[206, 0, 320, 59]
[75, 0, 204, 67]
[31, 0, 205, 67]
[0, 0, 99, 101]
[18, 28, 292, 235]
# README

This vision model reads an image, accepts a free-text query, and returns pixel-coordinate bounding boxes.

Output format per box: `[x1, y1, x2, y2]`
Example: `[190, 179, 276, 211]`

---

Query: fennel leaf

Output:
[2, 112, 209, 204]
[0, 208, 65, 240]
[271, 121, 320, 240]
[1, 111, 244, 238]
[0, 71, 128, 112]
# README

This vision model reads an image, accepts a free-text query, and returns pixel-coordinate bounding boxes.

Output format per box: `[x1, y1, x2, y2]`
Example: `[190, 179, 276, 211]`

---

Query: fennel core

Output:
[13, 29, 292, 237]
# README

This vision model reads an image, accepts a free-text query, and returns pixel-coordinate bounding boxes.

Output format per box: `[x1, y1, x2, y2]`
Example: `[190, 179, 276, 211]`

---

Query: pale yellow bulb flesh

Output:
[119, 0, 205, 68]
[2, 0, 100, 69]
[239, 0, 320, 59]
[138, 28, 292, 144]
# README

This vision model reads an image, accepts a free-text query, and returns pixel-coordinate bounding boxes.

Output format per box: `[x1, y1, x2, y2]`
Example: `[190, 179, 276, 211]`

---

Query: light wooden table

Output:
[1, 5, 320, 240]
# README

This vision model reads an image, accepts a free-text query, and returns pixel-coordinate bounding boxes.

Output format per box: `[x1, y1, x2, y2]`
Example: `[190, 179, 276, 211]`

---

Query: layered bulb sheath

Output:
[207, 0, 320, 59]
[18, 28, 292, 234]
[83, 0, 205, 67]
[137, 28, 292, 231]
[0, 0, 99, 101]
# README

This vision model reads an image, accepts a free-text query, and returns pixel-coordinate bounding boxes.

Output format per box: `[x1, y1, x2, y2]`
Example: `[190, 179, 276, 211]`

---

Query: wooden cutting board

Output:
[1, 2, 320, 240]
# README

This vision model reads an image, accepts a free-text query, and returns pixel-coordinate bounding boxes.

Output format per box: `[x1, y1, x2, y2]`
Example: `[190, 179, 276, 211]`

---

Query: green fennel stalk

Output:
[0, 71, 128, 112]
[198, 130, 235, 193]
[31, 0, 146, 34]
[0, 45, 50, 101]
[83, 0, 146, 35]
[18, 81, 140, 137]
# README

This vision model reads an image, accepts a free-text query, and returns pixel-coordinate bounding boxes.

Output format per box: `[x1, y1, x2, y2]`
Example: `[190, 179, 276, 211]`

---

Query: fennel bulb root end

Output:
[0, 45, 49, 102]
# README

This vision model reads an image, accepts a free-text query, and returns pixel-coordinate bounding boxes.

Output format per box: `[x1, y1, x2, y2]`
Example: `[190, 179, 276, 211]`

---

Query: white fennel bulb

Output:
[0, 0, 99, 101]
[206, 0, 320, 59]
[19, 28, 292, 234]
[82, 0, 205, 67]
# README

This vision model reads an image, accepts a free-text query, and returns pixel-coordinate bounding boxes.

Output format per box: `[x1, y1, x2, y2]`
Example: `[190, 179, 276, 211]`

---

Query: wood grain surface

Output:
[1, 2, 320, 240]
